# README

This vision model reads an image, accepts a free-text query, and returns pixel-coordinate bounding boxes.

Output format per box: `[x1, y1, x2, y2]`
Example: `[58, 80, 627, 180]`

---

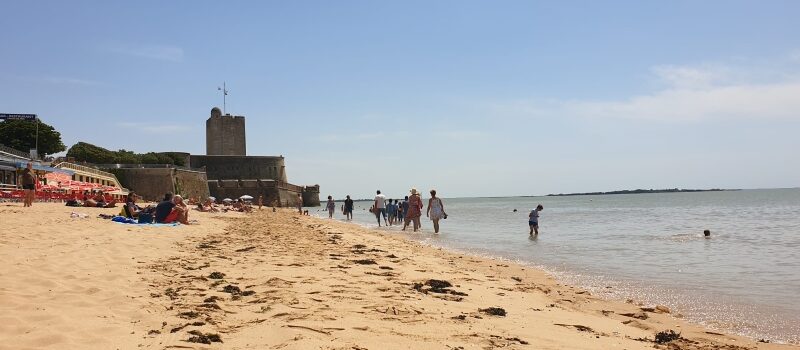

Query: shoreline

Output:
[307, 213, 800, 346]
[1, 203, 796, 349]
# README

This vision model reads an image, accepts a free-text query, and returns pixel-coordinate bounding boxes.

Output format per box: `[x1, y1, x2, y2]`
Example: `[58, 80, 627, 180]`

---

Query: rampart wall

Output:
[189, 155, 288, 182]
[108, 168, 209, 202]
[302, 185, 321, 207]
[207, 179, 303, 207]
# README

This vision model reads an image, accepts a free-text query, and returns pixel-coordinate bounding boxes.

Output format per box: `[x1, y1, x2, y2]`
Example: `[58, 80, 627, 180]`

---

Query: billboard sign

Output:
[0, 113, 37, 121]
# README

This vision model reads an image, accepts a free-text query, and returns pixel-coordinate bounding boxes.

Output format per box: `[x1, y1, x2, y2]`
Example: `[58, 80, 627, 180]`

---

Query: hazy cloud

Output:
[494, 56, 800, 123]
[117, 122, 192, 133]
[439, 130, 486, 141]
[19, 76, 104, 86]
[790, 50, 800, 63]
[651, 65, 729, 89]
[108, 44, 184, 62]
[568, 81, 800, 122]
[319, 130, 409, 142]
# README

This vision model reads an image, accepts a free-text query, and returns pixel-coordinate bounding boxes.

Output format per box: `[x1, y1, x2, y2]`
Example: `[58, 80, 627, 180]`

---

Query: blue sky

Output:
[2, 1, 799, 198]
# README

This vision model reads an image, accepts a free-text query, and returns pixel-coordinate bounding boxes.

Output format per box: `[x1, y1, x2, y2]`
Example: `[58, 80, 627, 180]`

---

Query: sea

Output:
[312, 188, 800, 344]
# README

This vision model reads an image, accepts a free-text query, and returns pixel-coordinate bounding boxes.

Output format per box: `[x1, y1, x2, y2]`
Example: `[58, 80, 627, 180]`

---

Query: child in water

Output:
[529, 204, 544, 236]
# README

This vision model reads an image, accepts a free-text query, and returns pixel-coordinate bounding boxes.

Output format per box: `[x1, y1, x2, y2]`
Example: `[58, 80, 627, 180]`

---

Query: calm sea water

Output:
[314, 188, 800, 343]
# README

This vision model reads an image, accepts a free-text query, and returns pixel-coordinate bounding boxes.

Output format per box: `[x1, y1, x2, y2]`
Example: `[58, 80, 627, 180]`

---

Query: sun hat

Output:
[410, 188, 418, 195]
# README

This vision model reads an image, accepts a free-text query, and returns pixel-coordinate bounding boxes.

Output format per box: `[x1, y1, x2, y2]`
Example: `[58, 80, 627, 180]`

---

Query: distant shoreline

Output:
[325, 189, 744, 202]
[544, 188, 737, 197]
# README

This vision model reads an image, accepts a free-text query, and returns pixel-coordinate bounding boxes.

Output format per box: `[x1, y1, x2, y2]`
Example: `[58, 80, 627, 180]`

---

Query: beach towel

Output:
[111, 219, 179, 227]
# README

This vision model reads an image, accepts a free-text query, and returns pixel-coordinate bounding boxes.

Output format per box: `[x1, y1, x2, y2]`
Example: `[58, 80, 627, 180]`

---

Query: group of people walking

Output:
[324, 188, 448, 233]
[322, 190, 545, 236]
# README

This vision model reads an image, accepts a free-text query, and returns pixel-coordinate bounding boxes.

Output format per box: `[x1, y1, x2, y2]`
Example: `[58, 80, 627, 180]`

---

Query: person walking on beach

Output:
[20, 163, 36, 207]
[404, 188, 423, 232]
[427, 189, 447, 233]
[297, 193, 303, 214]
[344, 195, 354, 220]
[529, 204, 544, 236]
[374, 190, 387, 226]
[326, 195, 335, 218]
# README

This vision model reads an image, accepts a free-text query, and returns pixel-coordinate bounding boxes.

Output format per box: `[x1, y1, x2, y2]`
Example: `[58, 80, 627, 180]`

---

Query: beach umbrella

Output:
[239, 195, 253, 200]
[223, 198, 233, 202]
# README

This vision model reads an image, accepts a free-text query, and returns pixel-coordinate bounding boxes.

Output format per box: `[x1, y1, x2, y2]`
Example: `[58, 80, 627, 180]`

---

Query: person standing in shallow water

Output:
[374, 190, 387, 227]
[343, 195, 354, 220]
[326, 195, 335, 218]
[404, 188, 423, 232]
[426, 189, 447, 233]
[529, 204, 544, 236]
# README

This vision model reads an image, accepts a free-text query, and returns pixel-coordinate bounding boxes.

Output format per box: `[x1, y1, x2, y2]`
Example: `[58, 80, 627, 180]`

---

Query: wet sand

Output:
[0, 203, 796, 349]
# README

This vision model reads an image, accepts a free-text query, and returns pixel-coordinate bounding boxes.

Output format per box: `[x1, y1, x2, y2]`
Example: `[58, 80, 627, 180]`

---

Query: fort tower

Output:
[206, 107, 246, 156]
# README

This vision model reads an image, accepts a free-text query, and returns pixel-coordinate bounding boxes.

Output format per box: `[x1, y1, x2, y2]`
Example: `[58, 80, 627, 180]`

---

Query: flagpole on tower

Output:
[218, 82, 229, 115]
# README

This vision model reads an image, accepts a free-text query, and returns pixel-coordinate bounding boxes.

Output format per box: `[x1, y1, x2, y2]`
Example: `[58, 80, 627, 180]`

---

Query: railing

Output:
[94, 163, 204, 172]
[0, 144, 31, 159]
[53, 162, 118, 179]
[0, 183, 18, 191]
[279, 182, 304, 193]
[53, 162, 131, 194]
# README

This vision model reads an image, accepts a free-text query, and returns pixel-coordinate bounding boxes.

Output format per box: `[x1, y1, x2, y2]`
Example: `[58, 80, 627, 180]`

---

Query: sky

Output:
[2, 1, 799, 199]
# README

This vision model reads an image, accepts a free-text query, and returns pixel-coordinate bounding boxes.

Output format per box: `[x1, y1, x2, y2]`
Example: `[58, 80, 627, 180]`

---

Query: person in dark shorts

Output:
[20, 163, 36, 207]
[529, 204, 544, 236]
[155, 193, 176, 223]
[374, 190, 387, 227]
[343, 195, 354, 220]
[400, 196, 410, 228]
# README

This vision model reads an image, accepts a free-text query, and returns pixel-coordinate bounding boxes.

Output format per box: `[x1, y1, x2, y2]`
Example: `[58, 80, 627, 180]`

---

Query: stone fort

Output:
[191, 107, 319, 207]
[106, 107, 319, 207]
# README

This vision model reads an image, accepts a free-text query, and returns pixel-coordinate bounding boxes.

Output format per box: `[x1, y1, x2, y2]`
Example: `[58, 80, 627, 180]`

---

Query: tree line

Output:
[1, 119, 188, 165]
[66, 142, 187, 166]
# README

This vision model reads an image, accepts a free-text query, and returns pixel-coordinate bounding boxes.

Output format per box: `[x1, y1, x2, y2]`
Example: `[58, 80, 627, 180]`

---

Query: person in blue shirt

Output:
[387, 199, 398, 226]
[401, 196, 410, 229]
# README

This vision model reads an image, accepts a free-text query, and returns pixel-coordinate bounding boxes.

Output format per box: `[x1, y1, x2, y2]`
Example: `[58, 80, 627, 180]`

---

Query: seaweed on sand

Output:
[654, 330, 681, 344]
[187, 330, 222, 344]
[479, 307, 507, 317]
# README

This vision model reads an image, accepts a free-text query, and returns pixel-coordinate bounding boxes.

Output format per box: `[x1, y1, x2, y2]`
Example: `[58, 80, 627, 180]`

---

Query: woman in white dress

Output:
[426, 189, 447, 233]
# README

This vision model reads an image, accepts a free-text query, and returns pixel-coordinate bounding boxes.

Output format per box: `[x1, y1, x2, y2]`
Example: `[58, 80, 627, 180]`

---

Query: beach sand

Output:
[0, 203, 796, 349]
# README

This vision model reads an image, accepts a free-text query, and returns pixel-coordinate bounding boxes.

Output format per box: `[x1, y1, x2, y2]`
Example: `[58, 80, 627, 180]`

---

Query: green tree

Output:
[115, 149, 139, 164]
[0, 119, 66, 156]
[66, 142, 117, 164]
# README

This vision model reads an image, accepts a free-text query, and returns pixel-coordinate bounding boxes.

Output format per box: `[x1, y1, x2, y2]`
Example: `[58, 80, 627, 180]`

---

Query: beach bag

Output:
[138, 212, 153, 224]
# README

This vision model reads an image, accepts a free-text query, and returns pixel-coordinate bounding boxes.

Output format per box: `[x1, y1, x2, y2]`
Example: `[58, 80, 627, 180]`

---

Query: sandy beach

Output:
[1, 203, 796, 350]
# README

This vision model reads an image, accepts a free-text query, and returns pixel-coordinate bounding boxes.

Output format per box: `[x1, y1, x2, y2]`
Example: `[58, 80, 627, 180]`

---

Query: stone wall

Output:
[302, 185, 321, 207]
[173, 169, 211, 201]
[207, 179, 303, 207]
[108, 168, 209, 202]
[190, 155, 288, 182]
